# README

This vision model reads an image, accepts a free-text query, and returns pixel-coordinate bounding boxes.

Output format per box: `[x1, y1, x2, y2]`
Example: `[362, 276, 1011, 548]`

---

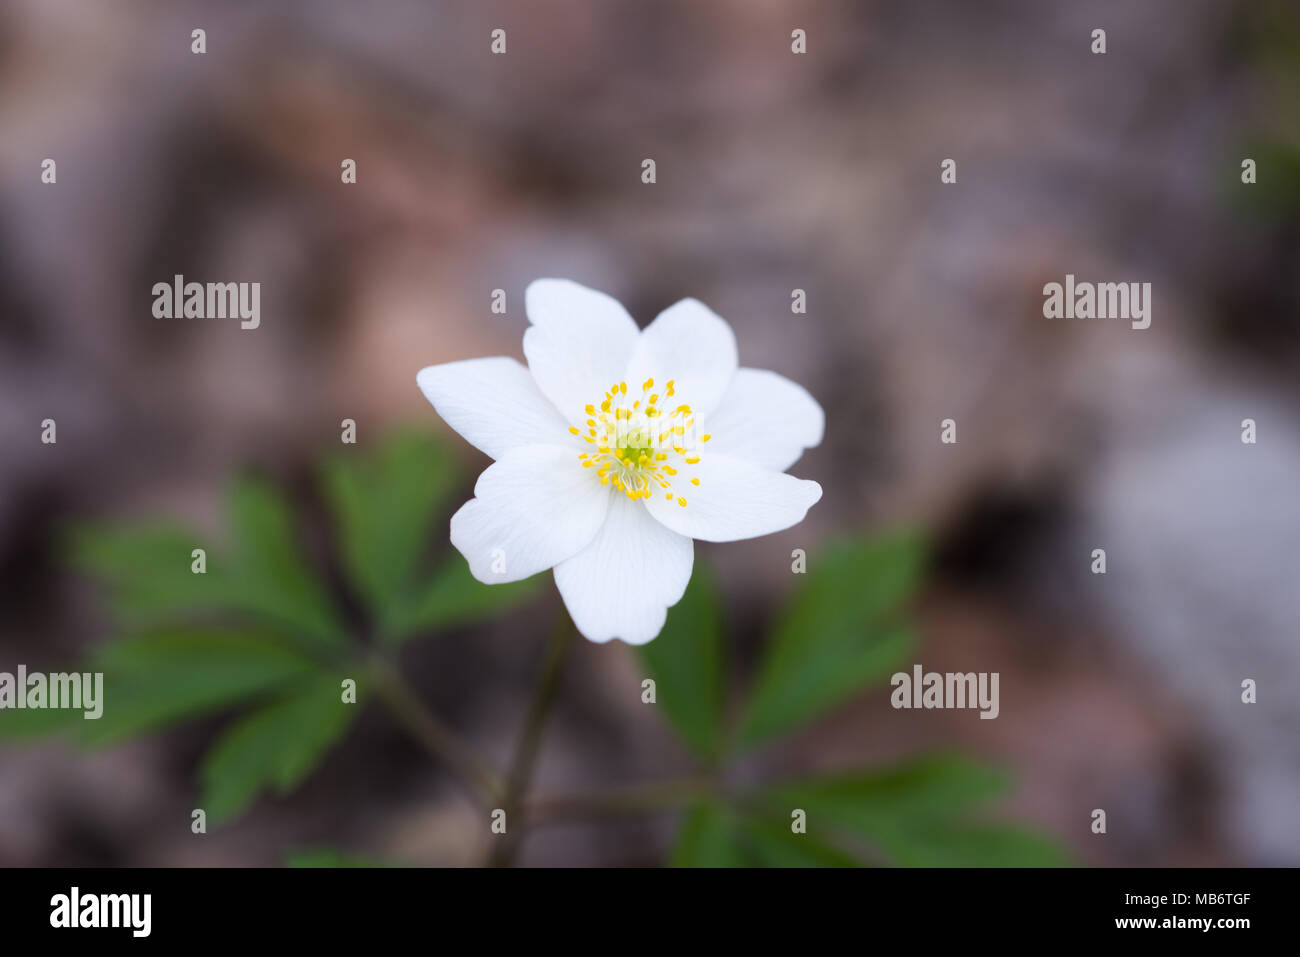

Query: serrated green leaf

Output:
[320, 431, 458, 636]
[65, 524, 230, 627]
[739, 531, 924, 747]
[76, 630, 317, 746]
[752, 754, 1066, 867]
[757, 754, 1007, 829]
[226, 477, 344, 649]
[200, 673, 359, 824]
[638, 567, 725, 760]
[385, 558, 540, 642]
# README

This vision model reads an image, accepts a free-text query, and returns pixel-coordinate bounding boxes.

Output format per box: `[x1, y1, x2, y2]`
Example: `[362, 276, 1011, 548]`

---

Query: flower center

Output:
[568, 377, 710, 506]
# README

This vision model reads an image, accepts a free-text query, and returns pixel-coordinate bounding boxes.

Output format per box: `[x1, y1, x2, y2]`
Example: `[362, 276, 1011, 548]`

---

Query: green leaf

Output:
[385, 558, 540, 642]
[65, 524, 228, 627]
[739, 531, 924, 747]
[752, 754, 1067, 867]
[638, 567, 725, 759]
[77, 630, 317, 746]
[286, 848, 394, 868]
[225, 477, 345, 649]
[870, 822, 1067, 867]
[0, 696, 82, 740]
[200, 673, 359, 824]
[734, 816, 861, 867]
[670, 802, 858, 867]
[320, 431, 458, 636]
[67, 479, 347, 651]
[758, 754, 1007, 827]
[670, 802, 746, 867]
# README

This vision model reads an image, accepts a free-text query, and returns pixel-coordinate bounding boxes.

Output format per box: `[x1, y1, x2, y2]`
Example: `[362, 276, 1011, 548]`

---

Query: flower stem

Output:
[367, 654, 505, 805]
[487, 611, 575, 866]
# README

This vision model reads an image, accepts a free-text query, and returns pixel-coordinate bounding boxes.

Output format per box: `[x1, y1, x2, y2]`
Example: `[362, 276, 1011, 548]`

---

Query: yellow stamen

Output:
[571, 372, 708, 504]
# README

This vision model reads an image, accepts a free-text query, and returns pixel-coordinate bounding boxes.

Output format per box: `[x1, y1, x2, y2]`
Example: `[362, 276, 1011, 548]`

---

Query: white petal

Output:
[624, 298, 738, 421]
[450, 444, 611, 583]
[554, 493, 693, 645]
[417, 358, 571, 460]
[702, 368, 826, 472]
[643, 452, 822, 543]
[523, 279, 640, 423]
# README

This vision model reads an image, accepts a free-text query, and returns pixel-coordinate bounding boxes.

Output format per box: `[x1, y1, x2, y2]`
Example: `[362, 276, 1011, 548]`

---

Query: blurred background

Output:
[2, 0, 1299, 866]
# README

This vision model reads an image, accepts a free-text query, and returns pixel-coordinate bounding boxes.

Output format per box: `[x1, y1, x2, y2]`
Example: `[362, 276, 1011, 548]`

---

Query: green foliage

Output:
[670, 802, 746, 867]
[225, 478, 346, 650]
[740, 532, 921, 747]
[200, 672, 359, 824]
[66, 525, 228, 625]
[321, 431, 536, 642]
[84, 630, 318, 747]
[752, 755, 1066, 867]
[0, 430, 540, 827]
[7, 427, 1065, 867]
[637, 567, 725, 760]
[645, 530, 1068, 868]
[671, 802, 858, 868]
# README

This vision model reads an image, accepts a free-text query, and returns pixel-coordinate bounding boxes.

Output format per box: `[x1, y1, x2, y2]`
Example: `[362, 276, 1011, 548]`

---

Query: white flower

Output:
[417, 279, 824, 645]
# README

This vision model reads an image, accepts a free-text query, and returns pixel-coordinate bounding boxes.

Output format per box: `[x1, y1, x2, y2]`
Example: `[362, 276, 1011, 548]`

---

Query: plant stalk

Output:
[486, 612, 575, 866]
[368, 654, 505, 805]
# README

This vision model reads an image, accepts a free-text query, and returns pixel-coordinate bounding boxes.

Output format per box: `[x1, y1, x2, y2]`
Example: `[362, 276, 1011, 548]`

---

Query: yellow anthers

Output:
[574, 373, 704, 506]
[701, 434, 711, 442]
